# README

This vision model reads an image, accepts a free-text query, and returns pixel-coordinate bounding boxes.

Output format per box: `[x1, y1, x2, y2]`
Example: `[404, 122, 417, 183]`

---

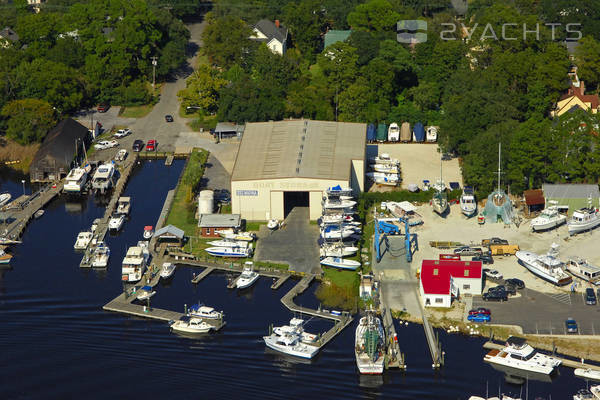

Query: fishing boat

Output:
[206, 239, 248, 248]
[320, 225, 356, 240]
[371, 163, 399, 174]
[273, 318, 318, 344]
[136, 285, 156, 301]
[170, 316, 214, 334]
[531, 202, 567, 232]
[460, 186, 477, 217]
[484, 336, 561, 375]
[565, 257, 600, 285]
[319, 243, 358, 257]
[91, 163, 117, 193]
[236, 262, 259, 289]
[73, 231, 93, 250]
[0, 192, 12, 207]
[368, 153, 399, 165]
[0, 248, 12, 264]
[515, 244, 572, 286]
[188, 304, 223, 320]
[108, 213, 125, 231]
[567, 200, 600, 235]
[121, 245, 147, 282]
[63, 167, 88, 194]
[143, 225, 154, 239]
[116, 197, 131, 215]
[215, 229, 255, 242]
[160, 262, 176, 279]
[355, 309, 386, 374]
[205, 246, 252, 258]
[320, 257, 361, 270]
[267, 219, 279, 230]
[575, 368, 600, 381]
[91, 242, 110, 268]
[263, 321, 319, 359]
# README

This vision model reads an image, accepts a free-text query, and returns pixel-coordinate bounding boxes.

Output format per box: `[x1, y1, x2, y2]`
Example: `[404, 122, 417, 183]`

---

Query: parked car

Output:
[114, 128, 131, 138]
[586, 288, 597, 305]
[489, 284, 516, 296]
[94, 140, 119, 150]
[483, 269, 503, 280]
[472, 254, 494, 264]
[468, 313, 491, 323]
[97, 103, 110, 113]
[214, 189, 231, 204]
[132, 139, 144, 152]
[453, 246, 483, 256]
[482, 290, 508, 302]
[505, 278, 525, 289]
[482, 237, 509, 246]
[468, 308, 491, 316]
[565, 318, 578, 334]
[165, 114, 174, 122]
[146, 139, 156, 151]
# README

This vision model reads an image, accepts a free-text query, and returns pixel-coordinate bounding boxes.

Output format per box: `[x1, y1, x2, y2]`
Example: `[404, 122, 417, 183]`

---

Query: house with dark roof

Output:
[0, 27, 19, 48]
[419, 259, 483, 308]
[552, 80, 600, 117]
[30, 119, 91, 183]
[250, 19, 288, 55]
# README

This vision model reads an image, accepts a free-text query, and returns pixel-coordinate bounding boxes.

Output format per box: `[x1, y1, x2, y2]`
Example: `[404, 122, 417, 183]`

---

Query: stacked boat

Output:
[205, 232, 254, 258]
[319, 186, 361, 271]
[366, 154, 400, 186]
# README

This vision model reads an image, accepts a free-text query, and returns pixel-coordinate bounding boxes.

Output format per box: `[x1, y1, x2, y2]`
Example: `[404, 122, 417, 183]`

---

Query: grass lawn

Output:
[245, 221, 265, 232]
[119, 104, 154, 118]
[315, 267, 360, 311]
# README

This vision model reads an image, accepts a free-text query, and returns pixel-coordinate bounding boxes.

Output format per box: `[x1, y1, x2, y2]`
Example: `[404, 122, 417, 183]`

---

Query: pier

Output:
[378, 281, 405, 369]
[423, 313, 444, 368]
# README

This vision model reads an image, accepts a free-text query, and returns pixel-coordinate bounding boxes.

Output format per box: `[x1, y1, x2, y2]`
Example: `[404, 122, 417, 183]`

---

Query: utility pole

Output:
[151, 56, 158, 89]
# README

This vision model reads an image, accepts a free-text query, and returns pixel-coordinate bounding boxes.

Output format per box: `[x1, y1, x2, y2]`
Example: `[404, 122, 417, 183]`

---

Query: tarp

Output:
[400, 122, 411, 142]
[367, 124, 376, 141]
[376, 124, 387, 142]
[413, 122, 425, 142]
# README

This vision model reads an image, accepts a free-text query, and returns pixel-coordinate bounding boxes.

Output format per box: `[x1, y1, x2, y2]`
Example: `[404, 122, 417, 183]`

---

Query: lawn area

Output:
[245, 221, 265, 232]
[119, 104, 154, 118]
[315, 267, 359, 311]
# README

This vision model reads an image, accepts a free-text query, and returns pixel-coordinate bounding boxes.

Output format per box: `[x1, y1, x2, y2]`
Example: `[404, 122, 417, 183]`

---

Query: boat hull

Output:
[516, 251, 572, 286]
[568, 218, 600, 235]
[205, 247, 250, 257]
[236, 274, 259, 289]
[460, 204, 477, 217]
[531, 217, 566, 232]
[320, 257, 360, 270]
[263, 335, 319, 359]
[355, 357, 385, 375]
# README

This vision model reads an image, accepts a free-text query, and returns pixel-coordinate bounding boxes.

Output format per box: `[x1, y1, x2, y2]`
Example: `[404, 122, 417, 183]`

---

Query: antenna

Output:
[497, 142, 501, 192]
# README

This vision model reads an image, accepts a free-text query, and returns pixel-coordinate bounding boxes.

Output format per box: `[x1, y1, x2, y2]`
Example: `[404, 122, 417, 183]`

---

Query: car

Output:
[146, 139, 156, 151]
[114, 128, 131, 138]
[165, 115, 174, 122]
[586, 288, 597, 305]
[483, 237, 509, 246]
[214, 189, 231, 204]
[453, 246, 483, 256]
[505, 278, 525, 289]
[488, 284, 515, 296]
[472, 254, 494, 264]
[468, 307, 491, 316]
[441, 153, 452, 161]
[468, 313, 491, 323]
[97, 103, 110, 113]
[132, 139, 144, 152]
[94, 140, 117, 150]
[565, 318, 578, 334]
[482, 290, 508, 302]
[483, 269, 503, 280]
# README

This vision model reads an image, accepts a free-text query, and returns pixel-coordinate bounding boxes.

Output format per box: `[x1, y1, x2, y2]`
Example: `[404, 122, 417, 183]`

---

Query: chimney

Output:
[580, 80, 585, 95]
[275, 19, 280, 28]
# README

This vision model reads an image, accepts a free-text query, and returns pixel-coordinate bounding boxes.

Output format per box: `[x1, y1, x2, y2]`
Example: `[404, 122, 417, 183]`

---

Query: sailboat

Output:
[482, 143, 513, 225]
[432, 154, 448, 215]
[460, 186, 477, 217]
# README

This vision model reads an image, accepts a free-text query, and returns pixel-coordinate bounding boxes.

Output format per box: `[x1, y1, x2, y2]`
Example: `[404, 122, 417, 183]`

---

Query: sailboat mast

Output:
[497, 142, 501, 192]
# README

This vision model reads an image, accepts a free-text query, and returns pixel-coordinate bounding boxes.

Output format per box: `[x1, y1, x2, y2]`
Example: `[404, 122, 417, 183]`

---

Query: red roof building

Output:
[419, 259, 483, 308]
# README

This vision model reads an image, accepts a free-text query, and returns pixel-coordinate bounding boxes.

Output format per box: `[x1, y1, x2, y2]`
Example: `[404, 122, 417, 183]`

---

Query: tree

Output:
[347, 0, 401, 32]
[178, 64, 227, 114]
[1, 99, 57, 145]
[317, 41, 358, 91]
[576, 36, 600, 91]
[217, 76, 285, 123]
[284, 0, 327, 60]
[347, 31, 381, 66]
[202, 13, 255, 67]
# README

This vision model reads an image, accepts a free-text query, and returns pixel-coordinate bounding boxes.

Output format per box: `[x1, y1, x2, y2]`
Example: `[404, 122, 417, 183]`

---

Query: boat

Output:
[568, 201, 600, 235]
[205, 246, 252, 258]
[515, 243, 572, 286]
[188, 304, 223, 320]
[136, 285, 156, 301]
[115, 149, 128, 162]
[326, 185, 353, 196]
[170, 316, 214, 334]
[368, 153, 399, 165]
[432, 179, 445, 192]
[407, 183, 419, 192]
[322, 198, 357, 210]
[215, 229, 255, 242]
[108, 213, 125, 231]
[116, 197, 131, 215]
[573, 389, 597, 400]
[34, 209, 44, 219]
[575, 368, 600, 381]
[366, 172, 399, 186]
[0, 248, 12, 264]
[267, 219, 279, 230]
[160, 262, 176, 279]
[121, 245, 147, 282]
[272, 318, 318, 344]
[320, 256, 361, 270]
[484, 336, 561, 375]
[460, 186, 477, 217]
[319, 214, 353, 224]
[371, 163, 399, 174]
[388, 123, 400, 141]
[236, 262, 259, 289]
[90, 218, 101, 233]
[91, 163, 117, 193]
[566, 258, 600, 285]
[263, 323, 320, 359]
[73, 231, 93, 250]
[319, 243, 358, 257]
[591, 386, 600, 398]
[531, 202, 567, 232]
[0, 192, 12, 208]
[355, 309, 386, 374]
[91, 241, 110, 268]
[320, 225, 356, 240]
[63, 167, 88, 194]
[432, 189, 448, 215]
[143, 225, 154, 239]
[206, 239, 249, 248]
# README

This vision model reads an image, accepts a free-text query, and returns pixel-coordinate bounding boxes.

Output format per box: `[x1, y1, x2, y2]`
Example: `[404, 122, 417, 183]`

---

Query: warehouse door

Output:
[283, 191, 309, 218]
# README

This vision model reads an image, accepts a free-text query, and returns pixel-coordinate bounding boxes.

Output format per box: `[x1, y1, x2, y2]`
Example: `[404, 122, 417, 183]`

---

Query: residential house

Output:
[552, 80, 600, 117]
[0, 27, 19, 48]
[250, 19, 288, 56]
[419, 259, 483, 308]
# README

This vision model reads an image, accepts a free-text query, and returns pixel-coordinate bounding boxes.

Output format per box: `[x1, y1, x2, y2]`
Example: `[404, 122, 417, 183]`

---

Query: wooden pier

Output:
[423, 312, 444, 368]
[270, 275, 290, 289]
[381, 305, 405, 369]
[191, 266, 217, 284]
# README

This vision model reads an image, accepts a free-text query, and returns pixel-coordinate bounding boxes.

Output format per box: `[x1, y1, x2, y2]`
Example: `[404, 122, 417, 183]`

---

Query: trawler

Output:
[64, 167, 89, 194]
[530, 202, 566, 232]
[355, 309, 386, 375]
[567, 200, 600, 235]
[91, 163, 117, 193]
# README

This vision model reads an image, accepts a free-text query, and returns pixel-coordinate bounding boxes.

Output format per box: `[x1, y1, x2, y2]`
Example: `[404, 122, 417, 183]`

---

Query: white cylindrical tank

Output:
[198, 190, 214, 214]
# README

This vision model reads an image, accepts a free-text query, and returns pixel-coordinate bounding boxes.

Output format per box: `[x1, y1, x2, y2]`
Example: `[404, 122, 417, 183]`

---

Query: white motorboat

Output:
[136, 285, 156, 301]
[531, 203, 567, 232]
[319, 214, 353, 224]
[355, 309, 385, 375]
[484, 336, 561, 375]
[91, 163, 117, 193]
[320, 256, 361, 270]
[170, 316, 214, 334]
[116, 197, 131, 215]
[371, 163, 399, 174]
[108, 214, 125, 231]
[34, 209, 44, 219]
[326, 185, 353, 196]
[205, 246, 252, 258]
[143, 225, 154, 239]
[0, 192, 11, 207]
[63, 167, 88, 194]
[206, 239, 248, 248]
[91, 218, 101, 233]
[515, 244, 572, 286]
[236, 262, 259, 289]
[188, 304, 223, 320]
[387, 122, 400, 141]
[432, 189, 448, 215]
[366, 172, 399, 186]
[267, 219, 279, 230]
[73, 231, 93, 250]
[263, 321, 319, 359]
[322, 198, 357, 210]
[460, 187, 477, 217]
[91, 242, 110, 268]
[320, 244, 358, 257]
[568, 204, 600, 235]
[565, 257, 600, 285]
[368, 153, 399, 165]
[115, 149, 128, 162]
[215, 229, 255, 242]
[575, 368, 600, 381]
[272, 318, 318, 344]
[160, 262, 176, 279]
[320, 225, 356, 240]
[0, 248, 13, 264]
[121, 245, 147, 282]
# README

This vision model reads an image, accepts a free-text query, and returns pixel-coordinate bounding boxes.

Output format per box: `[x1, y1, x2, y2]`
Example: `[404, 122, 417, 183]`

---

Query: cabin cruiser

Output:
[515, 244, 572, 286]
[108, 213, 125, 231]
[263, 320, 319, 359]
[91, 242, 110, 268]
[236, 262, 259, 289]
[170, 316, 214, 334]
[121, 245, 147, 282]
[460, 187, 477, 217]
[116, 197, 131, 215]
[188, 304, 223, 320]
[484, 336, 561, 375]
[74, 231, 93, 250]
[566, 258, 600, 285]
[136, 285, 156, 301]
[273, 318, 318, 344]
[160, 262, 176, 279]
[63, 167, 88, 194]
[355, 309, 385, 374]
[531, 202, 567, 232]
[568, 202, 600, 235]
[91, 163, 117, 193]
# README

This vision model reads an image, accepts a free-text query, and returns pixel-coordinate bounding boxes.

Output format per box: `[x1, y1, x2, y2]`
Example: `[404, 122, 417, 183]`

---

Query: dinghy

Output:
[267, 219, 279, 230]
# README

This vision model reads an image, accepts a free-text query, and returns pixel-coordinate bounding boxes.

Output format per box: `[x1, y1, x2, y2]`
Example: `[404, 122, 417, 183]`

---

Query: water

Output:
[0, 161, 584, 399]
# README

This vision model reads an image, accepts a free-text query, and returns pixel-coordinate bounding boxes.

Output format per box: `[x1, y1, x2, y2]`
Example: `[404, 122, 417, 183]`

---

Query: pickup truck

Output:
[453, 246, 483, 256]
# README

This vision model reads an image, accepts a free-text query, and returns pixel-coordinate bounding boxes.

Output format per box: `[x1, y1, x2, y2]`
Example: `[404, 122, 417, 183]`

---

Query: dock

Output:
[191, 266, 217, 284]
[423, 312, 444, 368]
[270, 274, 290, 289]
[165, 154, 174, 166]
[376, 278, 406, 369]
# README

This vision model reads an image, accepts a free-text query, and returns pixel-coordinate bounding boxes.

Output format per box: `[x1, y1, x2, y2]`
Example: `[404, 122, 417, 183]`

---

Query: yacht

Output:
[460, 187, 477, 217]
[205, 246, 252, 258]
[73, 231, 93, 250]
[91, 242, 110, 268]
[63, 167, 88, 194]
[91, 163, 117, 193]
[273, 318, 318, 344]
[236, 263, 259, 289]
[483, 336, 561, 375]
[108, 214, 125, 231]
[160, 262, 176, 279]
[568, 201, 600, 235]
[263, 321, 320, 359]
[170, 316, 214, 334]
[515, 244, 572, 286]
[531, 202, 567, 232]
[116, 197, 131, 215]
[355, 309, 386, 374]
[121, 245, 147, 282]
[574, 368, 600, 381]
[188, 304, 223, 320]
[565, 258, 600, 285]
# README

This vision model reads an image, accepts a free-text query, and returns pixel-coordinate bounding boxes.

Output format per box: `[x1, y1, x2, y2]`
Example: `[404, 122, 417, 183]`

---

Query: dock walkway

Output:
[378, 282, 405, 369]
[423, 312, 443, 368]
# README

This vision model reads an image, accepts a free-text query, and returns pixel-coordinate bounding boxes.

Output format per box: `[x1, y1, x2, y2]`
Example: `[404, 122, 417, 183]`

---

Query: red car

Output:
[146, 139, 156, 151]
[468, 307, 491, 316]
[97, 103, 110, 113]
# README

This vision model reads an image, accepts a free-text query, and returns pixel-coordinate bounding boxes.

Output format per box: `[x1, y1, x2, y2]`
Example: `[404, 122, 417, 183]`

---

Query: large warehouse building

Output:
[231, 119, 366, 221]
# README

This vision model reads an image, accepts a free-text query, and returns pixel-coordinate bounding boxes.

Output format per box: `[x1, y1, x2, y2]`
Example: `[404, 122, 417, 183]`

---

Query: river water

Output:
[0, 161, 586, 399]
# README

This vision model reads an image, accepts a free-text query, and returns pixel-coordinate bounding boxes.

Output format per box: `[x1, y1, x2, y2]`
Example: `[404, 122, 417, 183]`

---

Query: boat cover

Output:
[367, 124, 376, 141]
[413, 122, 425, 142]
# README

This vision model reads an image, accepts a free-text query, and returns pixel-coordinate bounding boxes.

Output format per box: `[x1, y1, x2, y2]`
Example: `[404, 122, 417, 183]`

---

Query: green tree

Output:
[317, 41, 358, 91]
[347, 0, 401, 32]
[575, 36, 600, 91]
[284, 0, 327, 60]
[1, 99, 57, 144]
[202, 13, 255, 67]
[178, 64, 228, 114]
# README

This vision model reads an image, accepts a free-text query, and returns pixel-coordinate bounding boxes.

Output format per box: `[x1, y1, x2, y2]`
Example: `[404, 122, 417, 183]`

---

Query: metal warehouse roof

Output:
[231, 119, 366, 181]
[542, 184, 600, 199]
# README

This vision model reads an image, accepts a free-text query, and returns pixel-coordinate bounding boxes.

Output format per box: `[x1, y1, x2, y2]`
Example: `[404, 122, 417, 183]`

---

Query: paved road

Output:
[201, 153, 230, 192]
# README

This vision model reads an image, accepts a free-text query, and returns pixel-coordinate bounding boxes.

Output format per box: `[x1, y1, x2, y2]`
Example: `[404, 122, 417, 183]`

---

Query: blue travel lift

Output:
[374, 216, 418, 263]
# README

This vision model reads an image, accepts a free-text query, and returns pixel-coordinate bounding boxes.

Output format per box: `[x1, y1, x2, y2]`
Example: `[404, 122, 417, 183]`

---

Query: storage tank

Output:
[413, 122, 425, 142]
[367, 123, 376, 142]
[400, 122, 411, 142]
[376, 123, 387, 142]
[198, 190, 214, 214]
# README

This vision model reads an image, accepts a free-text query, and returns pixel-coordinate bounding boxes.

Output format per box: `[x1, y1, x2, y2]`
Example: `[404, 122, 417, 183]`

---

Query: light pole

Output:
[151, 57, 158, 89]
[21, 180, 25, 196]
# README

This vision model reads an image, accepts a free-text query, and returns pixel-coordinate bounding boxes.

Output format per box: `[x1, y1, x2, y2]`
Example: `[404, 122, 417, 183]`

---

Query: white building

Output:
[419, 259, 483, 308]
[251, 19, 288, 56]
[231, 119, 366, 221]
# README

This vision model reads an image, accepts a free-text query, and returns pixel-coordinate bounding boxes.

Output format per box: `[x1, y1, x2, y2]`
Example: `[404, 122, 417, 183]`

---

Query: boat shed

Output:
[523, 189, 545, 214]
[198, 213, 241, 237]
[30, 119, 91, 183]
[231, 119, 366, 221]
[213, 122, 244, 139]
[154, 225, 185, 246]
[419, 259, 483, 308]
[542, 184, 600, 214]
